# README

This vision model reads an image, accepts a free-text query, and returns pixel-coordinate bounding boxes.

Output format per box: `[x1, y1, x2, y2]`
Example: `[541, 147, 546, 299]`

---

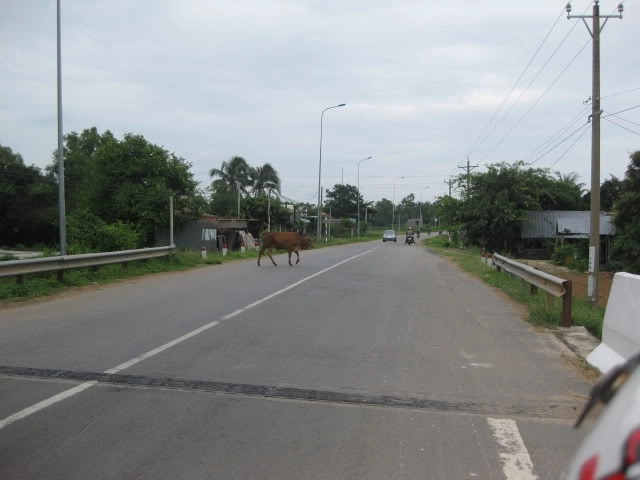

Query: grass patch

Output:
[423, 236, 605, 339]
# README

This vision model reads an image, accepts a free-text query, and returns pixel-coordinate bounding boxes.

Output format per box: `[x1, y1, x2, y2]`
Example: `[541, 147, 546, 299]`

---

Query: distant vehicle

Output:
[382, 230, 397, 242]
[405, 232, 415, 245]
[562, 352, 640, 479]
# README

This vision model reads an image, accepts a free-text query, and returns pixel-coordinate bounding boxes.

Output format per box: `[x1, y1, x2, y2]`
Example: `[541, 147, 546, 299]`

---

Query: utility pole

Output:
[236, 181, 241, 218]
[458, 157, 478, 192]
[444, 178, 453, 197]
[267, 189, 271, 231]
[169, 196, 174, 246]
[567, 0, 624, 306]
[56, 0, 66, 255]
[341, 167, 344, 185]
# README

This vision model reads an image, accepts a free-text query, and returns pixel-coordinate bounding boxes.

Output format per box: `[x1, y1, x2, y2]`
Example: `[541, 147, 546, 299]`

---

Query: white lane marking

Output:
[104, 321, 220, 374]
[0, 247, 376, 430]
[487, 418, 538, 480]
[0, 381, 96, 430]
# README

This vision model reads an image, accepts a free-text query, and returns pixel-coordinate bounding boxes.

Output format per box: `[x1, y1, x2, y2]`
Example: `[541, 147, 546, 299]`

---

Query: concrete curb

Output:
[553, 326, 600, 362]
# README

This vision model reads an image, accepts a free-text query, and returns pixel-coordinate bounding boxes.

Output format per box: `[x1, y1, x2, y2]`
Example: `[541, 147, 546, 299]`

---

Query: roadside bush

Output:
[551, 244, 577, 266]
[95, 221, 141, 251]
[66, 209, 141, 253]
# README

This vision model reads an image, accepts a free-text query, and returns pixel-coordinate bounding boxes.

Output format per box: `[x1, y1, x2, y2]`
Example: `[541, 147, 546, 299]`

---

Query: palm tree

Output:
[555, 171, 587, 195]
[251, 163, 281, 197]
[209, 156, 253, 195]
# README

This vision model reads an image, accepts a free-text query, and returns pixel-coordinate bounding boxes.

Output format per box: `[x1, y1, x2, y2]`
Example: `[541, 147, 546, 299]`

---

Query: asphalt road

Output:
[0, 239, 593, 479]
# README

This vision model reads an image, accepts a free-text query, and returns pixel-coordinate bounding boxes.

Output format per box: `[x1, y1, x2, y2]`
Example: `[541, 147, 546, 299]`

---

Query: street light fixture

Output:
[391, 176, 404, 230]
[317, 103, 346, 239]
[357, 156, 372, 238]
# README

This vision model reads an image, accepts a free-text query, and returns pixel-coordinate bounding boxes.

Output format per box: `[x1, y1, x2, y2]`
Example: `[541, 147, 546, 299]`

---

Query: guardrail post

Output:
[530, 284, 537, 295]
[16, 275, 23, 285]
[562, 280, 573, 328]
[57, 270, 64, 282]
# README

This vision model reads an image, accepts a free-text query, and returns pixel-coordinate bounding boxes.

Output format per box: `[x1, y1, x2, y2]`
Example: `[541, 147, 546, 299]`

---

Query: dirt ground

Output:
[519, 259, 613, 308]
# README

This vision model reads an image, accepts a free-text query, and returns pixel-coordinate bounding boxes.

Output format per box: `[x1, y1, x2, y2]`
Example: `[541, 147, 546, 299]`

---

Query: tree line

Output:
[429, 153, 640, 269]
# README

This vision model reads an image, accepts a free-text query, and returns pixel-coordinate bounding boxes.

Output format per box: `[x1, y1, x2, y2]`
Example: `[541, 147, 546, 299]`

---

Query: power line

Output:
[548, 125, 591, 168]
[463, 7, 566, 159]
[602, 116, 640, 137]
[604, 111, 640, 128]
[601, 86, 640, 99]
[528, 121, 590, 166]
[603, 104, 640, 117]
[479, 37, 591, 165]
[468, 8, 588, 161]
[522, 104, 591, 163]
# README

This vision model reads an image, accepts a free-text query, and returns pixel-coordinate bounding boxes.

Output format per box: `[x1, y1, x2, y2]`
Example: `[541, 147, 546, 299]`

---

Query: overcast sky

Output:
[2, 0, 639, 205]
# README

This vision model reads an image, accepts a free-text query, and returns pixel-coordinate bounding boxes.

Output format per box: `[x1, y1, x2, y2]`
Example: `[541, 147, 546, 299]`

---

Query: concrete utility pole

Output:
[169, 196, 174, 246]
[236, 181, 241, 218]
[458, 157, 478, 192]
[444, 178, 453, 197]
[56, 0, 66, 255]
[267, 189, 271, 231]
[567, 0, 624, 306]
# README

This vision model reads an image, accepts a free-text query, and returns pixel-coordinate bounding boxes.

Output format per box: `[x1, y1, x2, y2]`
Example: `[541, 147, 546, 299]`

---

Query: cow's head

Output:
[301, 236, 314, 250]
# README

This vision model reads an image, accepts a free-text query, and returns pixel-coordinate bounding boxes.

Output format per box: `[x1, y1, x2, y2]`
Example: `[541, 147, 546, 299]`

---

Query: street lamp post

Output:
[317, 103, 346, 239]
[420, 187, 429, 226]
[391, 176, 404, 230]
[357, 156, 372, 238]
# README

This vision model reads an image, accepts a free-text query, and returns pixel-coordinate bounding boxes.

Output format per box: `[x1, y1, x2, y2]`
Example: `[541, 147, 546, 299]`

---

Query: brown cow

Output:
[257, 232, 314, 266]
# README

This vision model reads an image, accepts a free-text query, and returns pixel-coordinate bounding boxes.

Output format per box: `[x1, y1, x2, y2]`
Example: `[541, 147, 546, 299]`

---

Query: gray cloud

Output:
[2, 0, 638, 204]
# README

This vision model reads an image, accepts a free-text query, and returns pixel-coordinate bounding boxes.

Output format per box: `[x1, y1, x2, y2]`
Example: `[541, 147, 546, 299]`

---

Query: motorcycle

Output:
[405, 233, 415, 245]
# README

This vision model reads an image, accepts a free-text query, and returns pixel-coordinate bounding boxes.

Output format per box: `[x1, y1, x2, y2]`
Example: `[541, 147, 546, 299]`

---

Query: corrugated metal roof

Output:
[522, 211, 614, 239]
[557, 215, 614, 236]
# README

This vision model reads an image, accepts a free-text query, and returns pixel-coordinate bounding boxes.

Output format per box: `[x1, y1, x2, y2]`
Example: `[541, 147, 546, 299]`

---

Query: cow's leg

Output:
[295, 249, 300, 264]
[258, 246, 265, 266]
[287, 249, 293, 266]
[267, 247, 277, 266]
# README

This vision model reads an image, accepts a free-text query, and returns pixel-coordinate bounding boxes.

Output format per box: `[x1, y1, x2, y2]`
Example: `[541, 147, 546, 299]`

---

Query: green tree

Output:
[210, 156, 252, 197]
[371, 198, 393, 227]
[612, 150, 640, 262]
[324, 183, 361, 218]
[600, 175, 624, 212]
[1, 143, 57, 246]
[457, 162, 546, 251]
[396, 193, 418, 224]
[432, 195, 461, 228]
[47, 128, 204, 245]
[251, 163, 281, 197]
[242, 196, 289, 229]
[209, 180, 237, 217]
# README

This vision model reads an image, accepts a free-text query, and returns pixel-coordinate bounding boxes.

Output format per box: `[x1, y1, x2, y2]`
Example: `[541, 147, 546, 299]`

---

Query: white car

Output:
[382, 230, 397, 242]
[563, 352, 640, 479]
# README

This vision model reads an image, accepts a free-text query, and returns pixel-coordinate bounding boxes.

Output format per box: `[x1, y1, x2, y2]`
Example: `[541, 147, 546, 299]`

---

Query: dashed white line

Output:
[0, 247, 376, 431]
[487, 418, 538, 480]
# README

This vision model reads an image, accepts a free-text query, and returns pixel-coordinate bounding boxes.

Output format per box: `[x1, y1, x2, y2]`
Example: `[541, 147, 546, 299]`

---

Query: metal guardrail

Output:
[492, 253, 573, 327]
[0, 246, 175, 281]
